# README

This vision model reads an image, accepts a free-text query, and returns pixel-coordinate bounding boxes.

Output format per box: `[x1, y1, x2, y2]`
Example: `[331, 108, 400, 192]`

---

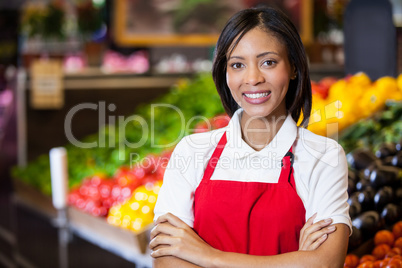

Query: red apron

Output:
[193, 132, 306, 255]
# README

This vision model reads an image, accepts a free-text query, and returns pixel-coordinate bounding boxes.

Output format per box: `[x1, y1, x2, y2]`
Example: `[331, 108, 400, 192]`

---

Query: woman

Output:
[150, 6, 351, 267]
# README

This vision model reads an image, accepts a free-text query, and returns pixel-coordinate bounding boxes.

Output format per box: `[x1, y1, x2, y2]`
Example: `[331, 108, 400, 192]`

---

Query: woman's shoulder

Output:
[294, 127, 346, 164]
[296, 127, 340, 147]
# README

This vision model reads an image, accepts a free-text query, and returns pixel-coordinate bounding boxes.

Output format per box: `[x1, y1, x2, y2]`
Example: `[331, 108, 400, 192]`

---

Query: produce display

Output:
[344, 221, 402, 268]
[307, 73, 402, 137]
[107, 180, 162, 232]
[13, 73, 402, 197]
[340, 101, 402, 153]
[68, 116, 229, 230]
[11, 71, 402, 242]
[12, 74, 225, 195]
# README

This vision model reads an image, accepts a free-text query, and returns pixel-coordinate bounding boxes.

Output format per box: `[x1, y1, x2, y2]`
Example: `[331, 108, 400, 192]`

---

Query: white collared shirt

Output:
[154, 108, 352, 233]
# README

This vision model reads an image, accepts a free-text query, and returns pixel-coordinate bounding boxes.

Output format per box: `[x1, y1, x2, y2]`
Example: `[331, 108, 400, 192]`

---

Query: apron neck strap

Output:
[202, 132, 227, 182]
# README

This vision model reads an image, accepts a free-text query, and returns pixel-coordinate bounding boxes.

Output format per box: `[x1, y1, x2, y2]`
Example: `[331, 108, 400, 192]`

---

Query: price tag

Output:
[30, 59, 64, 109]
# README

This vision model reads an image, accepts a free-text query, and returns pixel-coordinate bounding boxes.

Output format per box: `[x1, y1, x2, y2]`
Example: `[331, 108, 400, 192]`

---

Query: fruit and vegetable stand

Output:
[11, 72, 402, 266]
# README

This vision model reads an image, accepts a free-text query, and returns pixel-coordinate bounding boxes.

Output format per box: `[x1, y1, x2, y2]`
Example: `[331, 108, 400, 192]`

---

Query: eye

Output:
[230, 62, 244, 69]
[263, 60, 276, 66]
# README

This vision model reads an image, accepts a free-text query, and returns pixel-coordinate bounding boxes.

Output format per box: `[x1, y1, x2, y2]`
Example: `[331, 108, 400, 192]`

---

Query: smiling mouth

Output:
[243, 91, 271, 99]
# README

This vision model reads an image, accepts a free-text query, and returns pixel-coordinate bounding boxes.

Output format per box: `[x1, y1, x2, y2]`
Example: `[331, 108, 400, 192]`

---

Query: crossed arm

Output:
[150, 213, 349, 268]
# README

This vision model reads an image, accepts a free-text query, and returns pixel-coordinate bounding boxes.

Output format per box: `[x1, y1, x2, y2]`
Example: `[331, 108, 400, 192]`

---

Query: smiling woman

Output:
[150, 6, 351, 268]
[226, 27, 294, 134]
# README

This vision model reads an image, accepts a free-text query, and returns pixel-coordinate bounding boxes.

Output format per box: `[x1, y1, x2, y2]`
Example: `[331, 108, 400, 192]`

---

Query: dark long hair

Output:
[212, 7, 312, 127]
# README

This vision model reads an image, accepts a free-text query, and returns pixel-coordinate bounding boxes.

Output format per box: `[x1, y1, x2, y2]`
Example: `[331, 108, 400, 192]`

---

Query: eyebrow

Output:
[228, 51, 279, 60]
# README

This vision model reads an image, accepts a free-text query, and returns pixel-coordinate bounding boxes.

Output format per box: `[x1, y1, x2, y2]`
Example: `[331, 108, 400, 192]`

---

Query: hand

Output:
[149, 213, 218, 267]
[299, 213, 337, 251]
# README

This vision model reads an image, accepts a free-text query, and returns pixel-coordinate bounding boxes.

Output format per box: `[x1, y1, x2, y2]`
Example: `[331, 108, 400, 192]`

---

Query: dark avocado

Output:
[381, 203, 401, 226]
[373, 186, 394, 210]
[352, 211, 383, 240]
[355, 179, 370, 191]
[348, 169, 359, 183]
[375, 143, 397, 159]
[391, 151, 402, 168]
[347, 148, 378, 171]
[369, 165, 401, 189]
[348, 226, 362, 250]
[363, 162, 382, 180]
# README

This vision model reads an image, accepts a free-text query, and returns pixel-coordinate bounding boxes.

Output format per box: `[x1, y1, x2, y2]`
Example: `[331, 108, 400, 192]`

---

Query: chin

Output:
[242, 106, 274, 118]
[242, 104, 287, 121]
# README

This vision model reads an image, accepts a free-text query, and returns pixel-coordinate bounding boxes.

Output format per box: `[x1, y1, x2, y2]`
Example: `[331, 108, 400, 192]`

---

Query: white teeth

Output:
[244, 92, 269, 99]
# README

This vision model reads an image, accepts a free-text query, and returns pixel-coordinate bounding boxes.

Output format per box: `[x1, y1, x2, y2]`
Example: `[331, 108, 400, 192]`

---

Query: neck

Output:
[240, 111, 287, 151]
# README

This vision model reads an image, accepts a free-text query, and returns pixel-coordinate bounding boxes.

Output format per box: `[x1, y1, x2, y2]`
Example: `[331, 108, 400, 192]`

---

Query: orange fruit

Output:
[358, 261, 374, 268]
[361, 255, 377, 263]
[345, 254, 360, 268]
[385, 263, 400, 268]
[386, 248, 402, 259]
[374, 260, 383, 268]
[373, 244, 392, 260]
[389, 257, 402, 268]
[375, 231, 395, 247]
[395, 238, 402, 250]
[392, 248, 402, 256]
[393, 222, 402, 240]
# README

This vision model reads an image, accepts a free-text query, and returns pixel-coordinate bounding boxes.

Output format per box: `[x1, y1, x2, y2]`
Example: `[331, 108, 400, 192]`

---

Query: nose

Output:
[244, 66, 265, 85]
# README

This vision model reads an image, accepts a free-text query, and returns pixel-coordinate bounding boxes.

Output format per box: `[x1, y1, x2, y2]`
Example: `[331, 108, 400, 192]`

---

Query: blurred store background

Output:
[0, 0, 402, 267]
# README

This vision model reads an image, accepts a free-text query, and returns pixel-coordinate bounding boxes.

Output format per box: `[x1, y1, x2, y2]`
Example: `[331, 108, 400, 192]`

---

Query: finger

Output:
[300, 218, 333, 248]
[151, 245, 178, 258]
[308, 212, 318, 223]
[150, 222, 178, 240]
[155, 213, 187, 228]
[304, 225, 337, 247]
[300, 213, 317, 236]
[307, 233, 328, 251]
[149, 234, 178, 250]
[304, 218, 333, 236]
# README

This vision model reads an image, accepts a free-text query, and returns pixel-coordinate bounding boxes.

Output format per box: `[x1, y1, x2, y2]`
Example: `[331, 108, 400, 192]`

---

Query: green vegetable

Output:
[13, 73, 224, 195]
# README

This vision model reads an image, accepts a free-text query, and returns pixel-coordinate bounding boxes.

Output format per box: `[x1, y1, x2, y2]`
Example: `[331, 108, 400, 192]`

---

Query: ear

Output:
[290, 66, 297, 80]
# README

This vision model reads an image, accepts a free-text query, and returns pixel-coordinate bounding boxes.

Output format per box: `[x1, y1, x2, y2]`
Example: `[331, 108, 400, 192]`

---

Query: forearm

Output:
[211, 249, 337, 268]
[154, 256, 201, 268]
[153, 245, 201, 268]
[211, 224, 349, 268]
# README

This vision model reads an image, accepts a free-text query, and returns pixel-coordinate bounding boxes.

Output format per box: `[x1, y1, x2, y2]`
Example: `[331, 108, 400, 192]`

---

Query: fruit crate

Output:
[12, 179, 152, 267]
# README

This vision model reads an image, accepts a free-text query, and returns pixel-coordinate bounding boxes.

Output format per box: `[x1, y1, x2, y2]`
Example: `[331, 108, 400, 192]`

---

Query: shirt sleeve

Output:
[307, 143, 353, 235]
[153, 137, 197, 227]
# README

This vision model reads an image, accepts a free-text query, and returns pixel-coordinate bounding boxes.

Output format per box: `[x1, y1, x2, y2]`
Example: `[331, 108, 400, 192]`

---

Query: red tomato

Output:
[211, 114, 230, 129]
[193, 122, 209, 133]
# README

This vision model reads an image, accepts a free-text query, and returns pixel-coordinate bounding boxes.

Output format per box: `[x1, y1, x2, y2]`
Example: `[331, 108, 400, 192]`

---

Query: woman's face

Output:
[226, 27, 294, 119]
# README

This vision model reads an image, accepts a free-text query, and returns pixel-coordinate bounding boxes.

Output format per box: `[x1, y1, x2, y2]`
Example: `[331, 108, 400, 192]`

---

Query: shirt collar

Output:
[225, 108, 297, 161]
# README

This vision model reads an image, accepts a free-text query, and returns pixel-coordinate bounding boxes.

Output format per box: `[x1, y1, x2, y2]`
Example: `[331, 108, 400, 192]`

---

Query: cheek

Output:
[226, 72, 241, 101]
[272, 70, 291, 93]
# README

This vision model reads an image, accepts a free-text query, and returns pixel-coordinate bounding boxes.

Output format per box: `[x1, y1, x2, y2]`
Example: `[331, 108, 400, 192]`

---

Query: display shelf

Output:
[23, 67, 191, 91]
[62, 75, 184, 90]
[69, 207, 152, 267]
[12, 179, 152, 267]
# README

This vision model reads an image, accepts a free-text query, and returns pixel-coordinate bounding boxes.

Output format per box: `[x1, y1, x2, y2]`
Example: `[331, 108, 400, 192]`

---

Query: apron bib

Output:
[193, 132, 306, 255]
